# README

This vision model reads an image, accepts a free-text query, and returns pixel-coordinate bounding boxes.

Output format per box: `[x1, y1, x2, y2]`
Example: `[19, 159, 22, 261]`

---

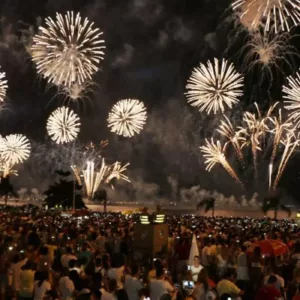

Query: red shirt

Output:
[256, 285, 281, 300]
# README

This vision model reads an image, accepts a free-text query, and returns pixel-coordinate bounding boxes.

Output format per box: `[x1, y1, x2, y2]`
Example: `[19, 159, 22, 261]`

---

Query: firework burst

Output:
[200, 138, 243, 187]
[217, 116, 245, 164]
[107, 99, 147, 137]
[282, 71, 300, 128]
[201, 102, 297, 192]
[83, 159, 130, 199]
[47, 106, 81, 144]
[186, 58, 243, 115]
[240, 30, 297, 77]
[232, 0, 300, 33]
[31, 11, 105, 87]
[0, 67, 8, 103]
[0, 134, 31, 165]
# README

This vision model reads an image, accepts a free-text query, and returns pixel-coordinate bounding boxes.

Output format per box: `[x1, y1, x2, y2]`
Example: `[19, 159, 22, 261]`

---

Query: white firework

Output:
[47, 106, 81, 144]
[107, 99, 147, 137]
[186, 58, 243, 115]
[232, 0, 300, 33]
[283, 71, 300, 127]
[83, 159, 130, 199]
[0, 134, 31, 165]
[0, 67, 8, 102]
[31, 11, 105, 87]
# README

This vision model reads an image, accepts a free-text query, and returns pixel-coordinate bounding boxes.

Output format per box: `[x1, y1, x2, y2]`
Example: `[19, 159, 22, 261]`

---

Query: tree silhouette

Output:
[262, 192, 291, 219]
[0, 176, 17, 205]
[44, 170, 85, 209]
[197, 197, 216, 218]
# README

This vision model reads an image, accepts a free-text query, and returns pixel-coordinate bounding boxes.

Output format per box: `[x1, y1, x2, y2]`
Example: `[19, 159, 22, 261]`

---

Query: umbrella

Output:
[247, 239, 288, 256]
[189, 234, 199, 266]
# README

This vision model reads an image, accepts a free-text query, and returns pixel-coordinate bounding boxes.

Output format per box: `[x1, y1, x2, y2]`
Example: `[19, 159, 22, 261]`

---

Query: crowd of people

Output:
[0, 205, 299, 300]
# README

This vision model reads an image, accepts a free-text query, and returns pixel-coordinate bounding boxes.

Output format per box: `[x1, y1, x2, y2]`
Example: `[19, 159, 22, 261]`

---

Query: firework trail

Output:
[273, 131, 299, 190]
[47, 106, 81, 144]
[31, 11, 105, 87]
[200, 138, 244, 188]
[186, 58, 243, 114]
[232, 0, 300, 33]
[0, 67, 8, 103]
[217, 116, 245, 166]
[268, 108, 293, 167]
[83, 159, 130, 199]
[107, 99, 147, 137]
[239, 102, 277, 178]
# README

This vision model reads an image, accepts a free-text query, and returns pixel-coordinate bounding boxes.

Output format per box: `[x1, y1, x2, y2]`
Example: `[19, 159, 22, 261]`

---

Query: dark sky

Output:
[0, 0, 300, 200]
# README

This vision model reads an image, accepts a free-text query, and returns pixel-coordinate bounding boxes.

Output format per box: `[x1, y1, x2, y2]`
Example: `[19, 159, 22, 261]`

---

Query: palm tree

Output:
[262, 192, 291, 219]
[197, 197, 216, 217]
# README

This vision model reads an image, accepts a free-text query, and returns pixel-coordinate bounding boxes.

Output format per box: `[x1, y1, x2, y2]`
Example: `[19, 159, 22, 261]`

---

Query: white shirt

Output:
[191, 265, 204, 282]
[193, 284, 217, 300]
[33, 280, 51, 300]
[59, 276, 75, 300]
[107, 266, 124, 289]
[124, 275, 143, 300]
[236, 252, 249, 281]
[150, 279, 174, 300]
[61, 254, 77, 268]
[9, 258, 27, 291]
[100, 288, 117, 300]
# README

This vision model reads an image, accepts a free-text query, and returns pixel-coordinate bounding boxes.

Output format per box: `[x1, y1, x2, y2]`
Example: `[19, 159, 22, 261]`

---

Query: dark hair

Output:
[131, 264, 140, 276]
[37, 271, 48, 287]
[116, 288, 129, 300]
[241, 245, 247, 252]
[156, 265, 164, 278]
[268, 275, 278, 284]
[68, 259, 77, 269]
[66, 246, 72, 254]
[92, 290, 102, 300]
[197, 269, 209, 292]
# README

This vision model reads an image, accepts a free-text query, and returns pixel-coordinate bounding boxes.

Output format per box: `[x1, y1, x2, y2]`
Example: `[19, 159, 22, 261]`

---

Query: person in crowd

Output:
[19, 260, 36, 300]
[150, 265, 174, 300]
[59, 267, 75, 300]
[33, 271, 51, 300]
[255, 275, 281, 300]
[61, 247, 77, 269]
[8, 253, 27, 295]
[190, 256, 204, 283]
[193, 268, 216, 300]
[124, 263, 143, 300]
[216, 270, 243, 299]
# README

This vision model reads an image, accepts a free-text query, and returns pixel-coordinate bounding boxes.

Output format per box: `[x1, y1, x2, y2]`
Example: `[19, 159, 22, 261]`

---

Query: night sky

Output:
[0, 0, 300, 201]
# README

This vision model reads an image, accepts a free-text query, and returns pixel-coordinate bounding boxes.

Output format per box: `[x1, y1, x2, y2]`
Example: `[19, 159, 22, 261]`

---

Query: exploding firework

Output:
[0, 67, 8, 103]
[282, 71, 300, 128]
[47, 106, 81, 144]
[240, 30, 297, 77]
[200, 138, 244, 187]
[270, 130, 298, 190]
[186, 58, 243, 115]
[239, 102, 277, 178]
[107, 99, 147, 137]
[82, 159, 129, 199]
[31, 11, 105, 87]
[0, 134, 31, 165]
[232, 0, 300, 33]
[201, 102, 297, 191]
[217, 116, 245, 164]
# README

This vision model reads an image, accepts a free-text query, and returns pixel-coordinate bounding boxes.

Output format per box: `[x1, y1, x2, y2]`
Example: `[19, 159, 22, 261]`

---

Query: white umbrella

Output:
[189, 234, 199, 266]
